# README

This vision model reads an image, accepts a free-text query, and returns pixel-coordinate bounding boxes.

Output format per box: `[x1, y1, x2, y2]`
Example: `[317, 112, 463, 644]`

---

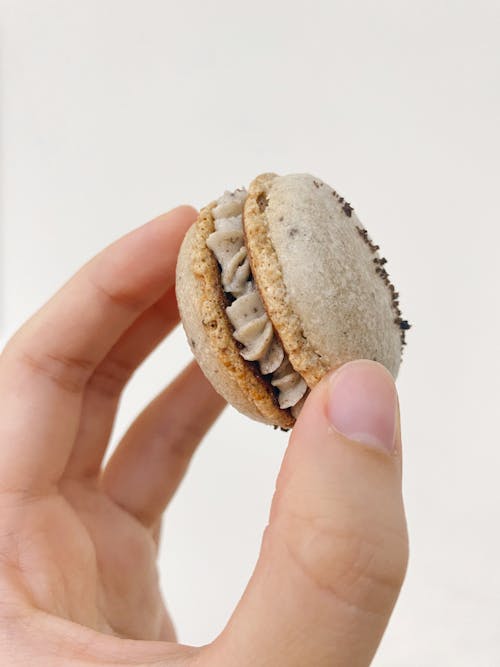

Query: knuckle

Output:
[165, 420, 205, 464]
[87, 356, 135, 399]
[274, 505, 408, 616]
[89, 273, 147, 313]
[12, 345, 93, 394]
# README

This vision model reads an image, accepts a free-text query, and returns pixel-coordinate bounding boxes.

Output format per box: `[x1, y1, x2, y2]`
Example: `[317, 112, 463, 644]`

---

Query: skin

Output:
[0, 206, 408, 666]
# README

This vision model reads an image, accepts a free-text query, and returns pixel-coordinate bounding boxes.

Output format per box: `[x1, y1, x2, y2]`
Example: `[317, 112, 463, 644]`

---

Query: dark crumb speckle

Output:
[322, 184, 353, 212]
[312, 179, 322, 189]
[355, 225, 411, 349]
[394, 316, 412, 346]
[280, 427, 290, 432]
[356, 226, 379, 253]
[288, 227, 299, 238]
[257, 192, 269, 212]
[279, 216, 284, 222]
[190, 338, 196, 349]
[375, 266, 389, 280]
[342, 201, 353, 217]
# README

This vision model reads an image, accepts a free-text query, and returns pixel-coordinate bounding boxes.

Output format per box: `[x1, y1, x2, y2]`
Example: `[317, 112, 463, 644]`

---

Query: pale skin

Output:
[0, 206, 409, 666]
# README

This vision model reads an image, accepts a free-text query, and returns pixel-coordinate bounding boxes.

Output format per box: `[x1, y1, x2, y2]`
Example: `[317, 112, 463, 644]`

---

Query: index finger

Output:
[0, 205, 197, 492]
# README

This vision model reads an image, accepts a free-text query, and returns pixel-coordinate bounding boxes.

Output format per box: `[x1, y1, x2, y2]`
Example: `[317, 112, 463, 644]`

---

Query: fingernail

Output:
[327, 360, 397, 453]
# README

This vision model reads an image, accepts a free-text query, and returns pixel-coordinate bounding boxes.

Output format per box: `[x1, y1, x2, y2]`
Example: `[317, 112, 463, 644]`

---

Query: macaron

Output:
[175, 172, 409, 429]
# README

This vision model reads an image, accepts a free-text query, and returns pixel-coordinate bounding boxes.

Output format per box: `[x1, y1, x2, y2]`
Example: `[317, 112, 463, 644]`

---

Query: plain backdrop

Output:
[2, 1, 500, 664]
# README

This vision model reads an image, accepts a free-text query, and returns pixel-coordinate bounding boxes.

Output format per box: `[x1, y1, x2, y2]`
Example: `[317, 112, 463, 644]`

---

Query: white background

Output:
[2, 1, 500, 664]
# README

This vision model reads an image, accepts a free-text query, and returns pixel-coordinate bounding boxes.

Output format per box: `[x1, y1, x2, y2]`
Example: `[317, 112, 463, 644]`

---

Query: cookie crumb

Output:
[356, 226, 411, 349]
[342, 202, 353, 217]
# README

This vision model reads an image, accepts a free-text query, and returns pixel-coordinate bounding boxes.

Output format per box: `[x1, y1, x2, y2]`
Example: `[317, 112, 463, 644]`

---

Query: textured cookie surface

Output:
[244, 173, 402, 386]
[176, 204, 294, 429]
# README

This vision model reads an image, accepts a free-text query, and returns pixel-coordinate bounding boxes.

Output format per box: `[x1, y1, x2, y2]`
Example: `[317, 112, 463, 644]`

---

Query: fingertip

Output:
[294, 360, 400, 455]
[143, 205, 198, 236]
[164, 204, 199, 223]
[325, 360, 398, 454]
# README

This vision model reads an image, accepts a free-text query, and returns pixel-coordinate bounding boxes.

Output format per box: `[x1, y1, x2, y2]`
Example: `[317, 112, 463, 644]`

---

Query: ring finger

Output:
[101, 361, 225, 527]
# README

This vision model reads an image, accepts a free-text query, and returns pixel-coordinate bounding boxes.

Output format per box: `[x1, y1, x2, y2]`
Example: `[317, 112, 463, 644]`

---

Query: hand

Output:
[0, 207, 408, 666]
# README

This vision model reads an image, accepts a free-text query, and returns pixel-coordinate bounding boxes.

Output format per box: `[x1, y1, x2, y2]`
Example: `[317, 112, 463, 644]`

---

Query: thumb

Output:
[210, 360, 408, 667]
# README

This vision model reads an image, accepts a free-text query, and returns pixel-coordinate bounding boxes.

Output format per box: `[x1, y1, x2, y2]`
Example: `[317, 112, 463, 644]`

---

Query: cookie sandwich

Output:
[175, 173, 410, 429]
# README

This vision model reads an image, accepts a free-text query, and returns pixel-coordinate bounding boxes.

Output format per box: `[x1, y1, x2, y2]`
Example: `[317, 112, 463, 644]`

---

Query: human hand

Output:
[0, 207, 408, 666]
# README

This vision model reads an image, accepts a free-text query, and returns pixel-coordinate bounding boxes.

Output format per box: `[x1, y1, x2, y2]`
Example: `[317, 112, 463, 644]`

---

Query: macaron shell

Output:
[244, 173, 402, 386]
[175, 203, 295, 429]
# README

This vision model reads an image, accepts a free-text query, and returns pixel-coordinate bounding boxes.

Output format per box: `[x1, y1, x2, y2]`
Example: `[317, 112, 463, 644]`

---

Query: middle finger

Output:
[63, 287, 179, 479]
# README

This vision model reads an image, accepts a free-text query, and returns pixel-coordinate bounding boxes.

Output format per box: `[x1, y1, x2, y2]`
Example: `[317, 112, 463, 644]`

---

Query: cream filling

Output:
[206, 189, 308, 416]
